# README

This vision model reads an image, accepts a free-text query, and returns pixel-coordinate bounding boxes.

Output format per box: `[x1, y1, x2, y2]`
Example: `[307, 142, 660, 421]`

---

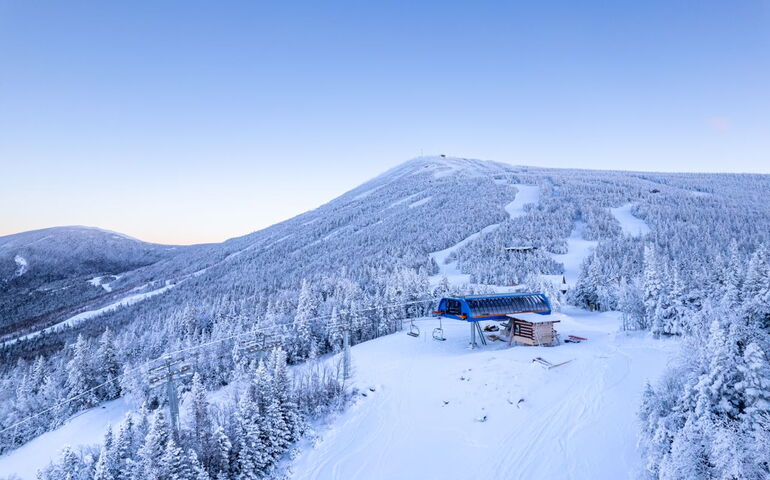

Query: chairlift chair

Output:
[407, 319, 420, 337]
[432, 317, 446, 341]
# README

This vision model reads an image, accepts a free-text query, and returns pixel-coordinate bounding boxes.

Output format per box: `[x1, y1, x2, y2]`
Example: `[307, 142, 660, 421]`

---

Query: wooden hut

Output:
[504, 246, 538, 253]
[504, 312, 560, 346]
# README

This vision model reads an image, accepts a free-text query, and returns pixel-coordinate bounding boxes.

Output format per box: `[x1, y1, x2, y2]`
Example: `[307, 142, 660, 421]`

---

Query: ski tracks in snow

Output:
[288, 316, 678, 480]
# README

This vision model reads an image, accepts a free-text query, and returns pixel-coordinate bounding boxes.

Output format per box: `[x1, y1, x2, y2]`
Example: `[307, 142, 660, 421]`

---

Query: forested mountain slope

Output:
[0, 227, 184, 341]
[1, 157, 769, 480]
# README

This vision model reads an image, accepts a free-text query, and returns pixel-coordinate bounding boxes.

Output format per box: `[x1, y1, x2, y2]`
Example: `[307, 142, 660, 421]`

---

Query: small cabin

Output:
[505, 246, 538, 253]
[505, 312, 560, 346]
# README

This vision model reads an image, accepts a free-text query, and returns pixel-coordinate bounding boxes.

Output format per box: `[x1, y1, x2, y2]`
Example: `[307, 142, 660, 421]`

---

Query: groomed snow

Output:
[0, 398, 131, 480]
[546, 222, 597, 288]
[610, 204, 651, 237]
[504, 184, 539, 219]
[288, 309, 677, 480]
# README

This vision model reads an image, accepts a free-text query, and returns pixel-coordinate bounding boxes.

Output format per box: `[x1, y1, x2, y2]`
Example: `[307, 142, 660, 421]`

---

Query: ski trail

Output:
[610, 203, 650, 237]
[429, 184, 540, 286]
[546, 221, 597, 288]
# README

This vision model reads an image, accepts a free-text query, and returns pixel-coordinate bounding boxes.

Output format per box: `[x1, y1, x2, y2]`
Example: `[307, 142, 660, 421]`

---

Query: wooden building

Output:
[504, 312, 560, 346]
[504, 246, 538, 253]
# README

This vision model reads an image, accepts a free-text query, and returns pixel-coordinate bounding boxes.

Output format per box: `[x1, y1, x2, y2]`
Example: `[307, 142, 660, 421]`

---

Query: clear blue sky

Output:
[1, 1, 768, 244]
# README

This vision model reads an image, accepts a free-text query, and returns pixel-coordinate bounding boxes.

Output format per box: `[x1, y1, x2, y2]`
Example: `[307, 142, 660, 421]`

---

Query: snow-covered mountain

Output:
[0, 227, 184, 341]
[3, 155, 769, 362]
[1, 156, 769, 480]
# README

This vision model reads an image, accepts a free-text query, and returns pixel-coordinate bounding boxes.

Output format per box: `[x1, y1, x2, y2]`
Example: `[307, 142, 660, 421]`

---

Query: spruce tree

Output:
[97, 329, 121, 400]
[138, 412, 169, 480]
[736, 342, 770, 430]
[293, 279, 318, 361]
[65, 334, 97, 410]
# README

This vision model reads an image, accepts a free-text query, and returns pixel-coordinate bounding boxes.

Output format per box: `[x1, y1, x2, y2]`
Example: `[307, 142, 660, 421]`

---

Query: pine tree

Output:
[694, 319, 741, 420]
[211, 425, 232, 477]
[57, 445, 86, 480]
[65, 334, 97, 410]
[97, 329, 121, 400]
[234, 392, 266, 479]
[666, 269, 688, 335]
[643, 244, 663, 322]
[325, 306, 343, 352]
[721, 239, 744, 310]
[188, 373, 212, 458]
[660, 416, 711, 480]
[93, 426, 116, 480]
[138, 412, 169, 480]
[93, 446, 114, 480]
[736, 342, 770, 430]
[569, 255, 599, 310]
[293, 279, 318, 361]
[113, 415, 136, 480]
[618, 277, 645, 331]
[270, 348, 301, 442]
[161, 438, 191, 480]
[744, 245, 770, 332]
[30, 355, 48, 395]
[188, 449, 212, 480]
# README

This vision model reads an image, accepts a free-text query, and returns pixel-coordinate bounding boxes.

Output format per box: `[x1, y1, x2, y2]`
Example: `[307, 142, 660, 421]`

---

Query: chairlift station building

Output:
[434, 293, 556, 347]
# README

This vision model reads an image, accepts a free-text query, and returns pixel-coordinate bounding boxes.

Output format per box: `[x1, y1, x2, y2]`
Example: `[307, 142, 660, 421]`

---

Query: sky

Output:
[1, 1, 768, 244]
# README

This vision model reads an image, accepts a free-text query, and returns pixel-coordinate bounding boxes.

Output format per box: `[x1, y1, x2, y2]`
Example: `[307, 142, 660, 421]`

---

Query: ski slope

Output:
[0, 398, 131, 479]
[610, 204, 650, 237]
[548, 222, 598, 287]
[429, 184, 539, 287]
[288, 311, 677, 480]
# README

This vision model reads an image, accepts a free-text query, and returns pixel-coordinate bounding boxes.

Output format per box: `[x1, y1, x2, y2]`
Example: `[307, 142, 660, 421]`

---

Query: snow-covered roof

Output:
[506, 312, 561, 324]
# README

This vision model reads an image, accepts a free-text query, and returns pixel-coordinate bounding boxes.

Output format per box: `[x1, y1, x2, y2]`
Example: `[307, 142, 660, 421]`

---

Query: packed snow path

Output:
[610, 204, 650, 237]
[429, 184, 539, 286]
[547, 222, 597, 287]
[0, 398, 131, 480]
[289, 310, 677, 480]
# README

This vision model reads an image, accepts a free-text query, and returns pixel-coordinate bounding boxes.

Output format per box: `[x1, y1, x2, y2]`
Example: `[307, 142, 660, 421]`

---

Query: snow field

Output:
[288, 309, 678, 480]
[0, 398, 131, 480]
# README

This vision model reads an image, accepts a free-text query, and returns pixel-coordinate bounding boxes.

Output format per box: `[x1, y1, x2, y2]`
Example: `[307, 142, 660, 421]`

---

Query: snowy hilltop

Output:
[1, 156, 769, 480]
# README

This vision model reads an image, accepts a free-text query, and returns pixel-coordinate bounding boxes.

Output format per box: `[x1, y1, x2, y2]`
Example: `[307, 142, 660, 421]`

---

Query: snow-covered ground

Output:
[288, 310, 677, 480]
[610, 204, 650, 237]
[88, 275, 120, 292]
[504, 184, 539, 218]
[0, 398, 131, 480]
[429, 184, 539, 287]
[13, 255, 27, 277]
[547, 222, 598, 288]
